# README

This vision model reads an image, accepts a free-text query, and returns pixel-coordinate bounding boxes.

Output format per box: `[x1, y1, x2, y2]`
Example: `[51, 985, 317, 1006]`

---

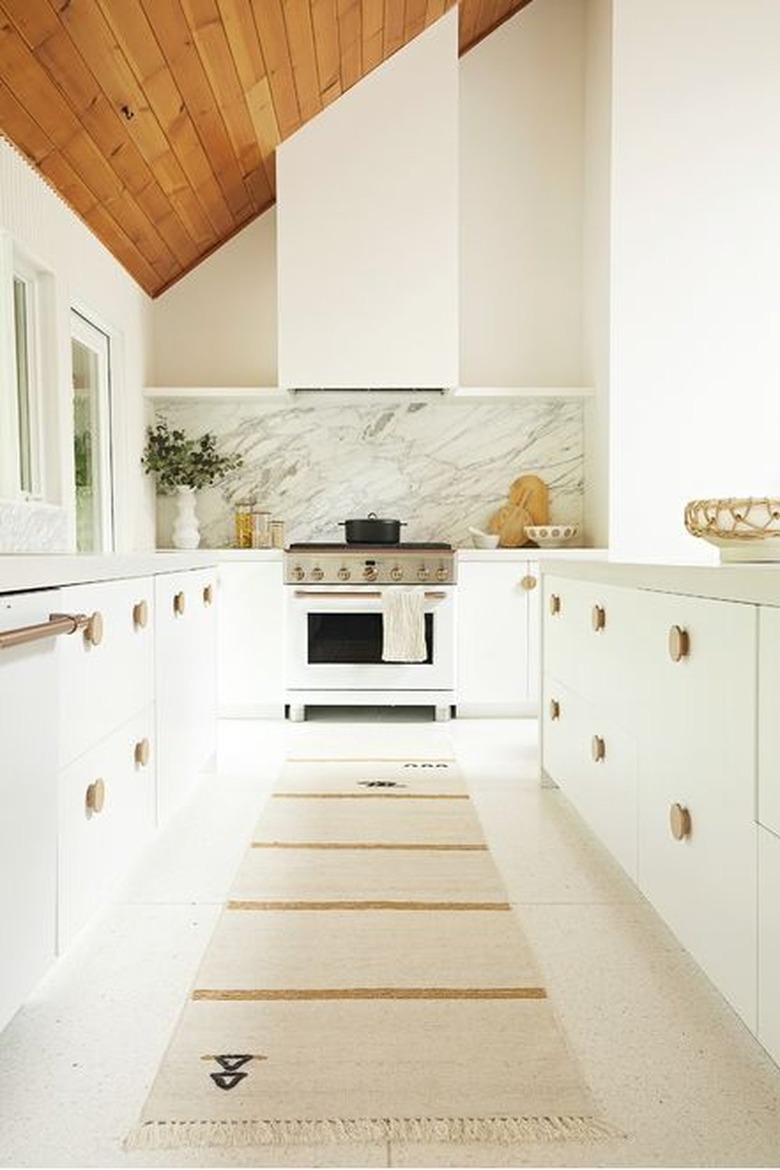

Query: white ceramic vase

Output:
[171, 485, 201, 549]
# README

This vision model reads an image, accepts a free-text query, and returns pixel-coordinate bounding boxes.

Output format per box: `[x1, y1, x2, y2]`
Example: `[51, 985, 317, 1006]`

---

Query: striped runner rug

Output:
[125, 755, 616, 1149]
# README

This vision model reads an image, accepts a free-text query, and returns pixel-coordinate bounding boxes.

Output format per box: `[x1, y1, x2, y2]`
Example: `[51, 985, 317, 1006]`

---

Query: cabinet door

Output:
[58, 706, 156, 948]
[155, 569, 217, 826]
[58, 577, 154, 767]
[456, 561, 534, 714]
[542, 677, 638, 880]
[637, 592, 758, 1029]
[758, 607, 780, 837]
[758, 826, 780, 1065]
[0, 590, 60, 1032]
[217, 561, 285, 716]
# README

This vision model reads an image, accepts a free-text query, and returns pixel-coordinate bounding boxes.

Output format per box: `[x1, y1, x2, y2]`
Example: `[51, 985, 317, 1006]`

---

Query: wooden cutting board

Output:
[508, 475, 549, 525]
[486, 501, 533, 547]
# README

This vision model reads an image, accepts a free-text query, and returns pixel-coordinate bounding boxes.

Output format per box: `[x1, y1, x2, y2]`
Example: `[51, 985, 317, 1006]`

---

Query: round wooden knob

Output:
[549, 698, 560, 721]
[86, 611, 103, 646]
[203, 583, 214, 606]
[549, 593, 561, 615]
[591, 735, 606, 763]
[520, 574, 537, 591]
[134, 737, 150, 767]
[85, 778, 105, 815]
[670, 802, 692, 840]
[173, 591, 186, 616]
[592, 604, 606, 632]
[132, 600, 149, 629]
[668, 625, 690, 662]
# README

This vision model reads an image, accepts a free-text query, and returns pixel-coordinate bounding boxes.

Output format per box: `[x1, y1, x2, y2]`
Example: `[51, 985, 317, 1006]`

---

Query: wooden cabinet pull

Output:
[520, 574, 537, 591]
[132, 600, 149, 629]
[173, 591, 186, 616]
[549, 593, 561, 616]
[85, 611, 103, 646]
[134, 737, 150, 767]
[592, 604, 606, 632]
[591, 735, 606, 763]
[203, 583, 214, 606]
[549, 698, 560, 721]
[670, 802, 692, 840]
[668, 625, 690, 662]
[85, 778, 105, 816]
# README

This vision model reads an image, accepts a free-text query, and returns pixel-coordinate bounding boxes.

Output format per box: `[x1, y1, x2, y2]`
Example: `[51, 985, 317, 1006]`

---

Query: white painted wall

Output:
[609, 0, 780, 561]
[582, 0, 612, 549]
[276, 10, 459, 389]
[459, 0, 585, 387]
[151, 211, 277, 387]
[0, 139, 155, 551]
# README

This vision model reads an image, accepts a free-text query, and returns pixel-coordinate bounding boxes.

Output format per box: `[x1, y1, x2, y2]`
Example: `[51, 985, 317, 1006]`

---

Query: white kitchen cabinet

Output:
[58, 707, 155, 947]
[542, 572, 759, 1033]
[0, 590, 60, 1032]
[155, 568, 217, 825]
[456, 560, 539, 715]
[758, 607, 780, 838]
[758, 826, 780, 1066]
[636, 592, 758, 1030]
[58, 577, 154, 768]
[217, 560, 284, 717]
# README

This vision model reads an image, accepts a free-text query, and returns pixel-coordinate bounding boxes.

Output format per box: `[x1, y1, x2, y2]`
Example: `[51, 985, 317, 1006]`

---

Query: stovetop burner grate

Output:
[288, 542, 453, 551]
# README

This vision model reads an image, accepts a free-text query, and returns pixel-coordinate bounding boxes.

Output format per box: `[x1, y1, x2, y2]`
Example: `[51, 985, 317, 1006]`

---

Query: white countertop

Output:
[0, 551, 227, 593]
[456, 547, 606, 562]
[540, 556, 780, 607]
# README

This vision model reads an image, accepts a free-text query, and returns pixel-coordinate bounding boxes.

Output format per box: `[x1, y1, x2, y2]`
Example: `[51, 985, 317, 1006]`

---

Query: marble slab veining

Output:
[153, 397, 584, 549]
[0, 499, 68, 554]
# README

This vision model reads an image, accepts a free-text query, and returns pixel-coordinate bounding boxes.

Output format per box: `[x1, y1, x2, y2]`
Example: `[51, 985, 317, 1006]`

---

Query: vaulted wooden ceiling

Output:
[0, 0, 533, 298]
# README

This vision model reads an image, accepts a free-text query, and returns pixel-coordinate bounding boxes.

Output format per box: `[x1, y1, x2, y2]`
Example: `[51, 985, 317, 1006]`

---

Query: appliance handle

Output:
[292, 590, 447, 600]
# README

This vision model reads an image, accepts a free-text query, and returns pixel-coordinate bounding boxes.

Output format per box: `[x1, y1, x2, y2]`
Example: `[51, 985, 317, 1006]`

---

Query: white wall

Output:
[0, 138, 155, 551]
[459, 0, 585, 387]
[151, 211, 277, 387]
[609, 0, 780, 560]
[582, 0, 612, 549]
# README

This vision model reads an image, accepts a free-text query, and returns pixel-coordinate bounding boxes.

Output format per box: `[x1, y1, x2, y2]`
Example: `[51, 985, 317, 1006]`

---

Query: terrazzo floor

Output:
[0, 715, 779, 1168]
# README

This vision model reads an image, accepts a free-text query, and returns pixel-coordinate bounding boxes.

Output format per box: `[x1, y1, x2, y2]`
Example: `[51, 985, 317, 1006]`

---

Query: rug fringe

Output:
[124, 1114, 622, 1149]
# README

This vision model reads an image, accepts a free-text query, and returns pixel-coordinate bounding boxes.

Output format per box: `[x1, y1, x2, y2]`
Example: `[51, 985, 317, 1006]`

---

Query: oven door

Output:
[285, 586, 454, 691]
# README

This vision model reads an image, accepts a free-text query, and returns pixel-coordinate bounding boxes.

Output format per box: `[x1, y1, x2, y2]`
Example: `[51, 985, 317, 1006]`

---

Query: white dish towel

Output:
[381, 588, 427, 662]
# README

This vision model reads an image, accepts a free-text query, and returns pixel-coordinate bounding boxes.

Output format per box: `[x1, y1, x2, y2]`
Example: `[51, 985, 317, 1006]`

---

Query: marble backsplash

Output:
[0, 499, 69, 553]
[152, 395, 584, 549]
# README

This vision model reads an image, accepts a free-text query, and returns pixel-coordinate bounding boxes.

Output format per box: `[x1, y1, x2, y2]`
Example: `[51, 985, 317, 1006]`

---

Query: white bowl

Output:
[470, 531, 500, 549]
[525, 524, 579, 549]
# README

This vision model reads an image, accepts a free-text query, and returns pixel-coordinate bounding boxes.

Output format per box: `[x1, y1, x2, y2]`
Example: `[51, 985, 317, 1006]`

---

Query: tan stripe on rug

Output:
[125, 757, 619, 1149]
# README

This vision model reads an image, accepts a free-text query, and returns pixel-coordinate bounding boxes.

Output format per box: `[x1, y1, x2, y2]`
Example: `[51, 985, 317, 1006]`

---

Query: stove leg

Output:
[434, 705, 451, 722]
[288, 704, 305, 722]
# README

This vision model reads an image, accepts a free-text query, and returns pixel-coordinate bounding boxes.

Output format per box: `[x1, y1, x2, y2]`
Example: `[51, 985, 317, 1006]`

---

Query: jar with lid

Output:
[251, 509, 271, 549]
[270, 520, 285, 548]
[233, 501, 254, 549]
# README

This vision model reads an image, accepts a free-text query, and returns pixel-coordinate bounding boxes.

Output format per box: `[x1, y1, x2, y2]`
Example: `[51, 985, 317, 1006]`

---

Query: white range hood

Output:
[276, 10, 459, 391]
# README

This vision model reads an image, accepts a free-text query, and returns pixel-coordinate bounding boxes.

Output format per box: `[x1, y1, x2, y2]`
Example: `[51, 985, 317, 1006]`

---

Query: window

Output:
[71, 310, 114, 552]
[0, 239, 45, 499]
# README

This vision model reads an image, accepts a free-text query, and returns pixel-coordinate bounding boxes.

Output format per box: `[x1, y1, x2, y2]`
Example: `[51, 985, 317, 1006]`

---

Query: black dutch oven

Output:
[340, 513, 406, 544]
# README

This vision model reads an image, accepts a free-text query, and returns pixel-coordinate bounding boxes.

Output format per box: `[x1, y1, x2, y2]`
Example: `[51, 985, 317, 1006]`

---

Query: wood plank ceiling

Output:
[0, 0, 533, 297]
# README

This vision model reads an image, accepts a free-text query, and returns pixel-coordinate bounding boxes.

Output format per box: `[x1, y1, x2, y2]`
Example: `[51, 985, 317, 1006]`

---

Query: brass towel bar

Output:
[293, 590, 447, 600]
[0, 612, 91, 651]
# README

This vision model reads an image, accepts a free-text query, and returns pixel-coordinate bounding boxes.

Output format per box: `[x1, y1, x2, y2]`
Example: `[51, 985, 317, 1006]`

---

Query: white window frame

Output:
[71, 308, 115, 553]
[0, 234, 47, 500]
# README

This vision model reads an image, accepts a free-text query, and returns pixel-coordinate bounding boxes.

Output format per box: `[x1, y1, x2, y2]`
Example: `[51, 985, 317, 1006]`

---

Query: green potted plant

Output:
[141, 420, 243, 549]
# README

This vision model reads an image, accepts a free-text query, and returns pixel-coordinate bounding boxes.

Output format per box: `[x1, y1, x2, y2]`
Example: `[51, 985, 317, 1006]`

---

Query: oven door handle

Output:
[292, 590, 448, 600]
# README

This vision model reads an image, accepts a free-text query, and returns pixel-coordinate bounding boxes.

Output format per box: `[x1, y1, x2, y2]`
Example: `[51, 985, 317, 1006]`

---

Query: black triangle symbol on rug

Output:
[210, 1071, 248, 1091]
[214, 1054, 254, 1071]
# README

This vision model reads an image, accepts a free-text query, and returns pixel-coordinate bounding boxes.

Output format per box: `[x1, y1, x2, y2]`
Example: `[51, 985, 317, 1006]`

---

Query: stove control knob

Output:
[417, 566, 431, 582]
[337, 567, 351, 581]
[435, 567, 449, 582]
[363, 565, 378, 581]
[291, 566, 305, 582]
[311, 567, 324, 581]
[390, 567, 404, 582]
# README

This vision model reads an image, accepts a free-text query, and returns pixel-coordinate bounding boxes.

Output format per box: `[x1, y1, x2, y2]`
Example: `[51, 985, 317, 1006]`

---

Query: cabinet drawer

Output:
[758, 826, 780, 1065]
[58, 577, 154, 767]
[456, 561, 537, 711]
[542, 676, 638, 880]
[543, 576, 646, 722]
[758, 607, 780, 837]
[58, 706, 156, 948]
